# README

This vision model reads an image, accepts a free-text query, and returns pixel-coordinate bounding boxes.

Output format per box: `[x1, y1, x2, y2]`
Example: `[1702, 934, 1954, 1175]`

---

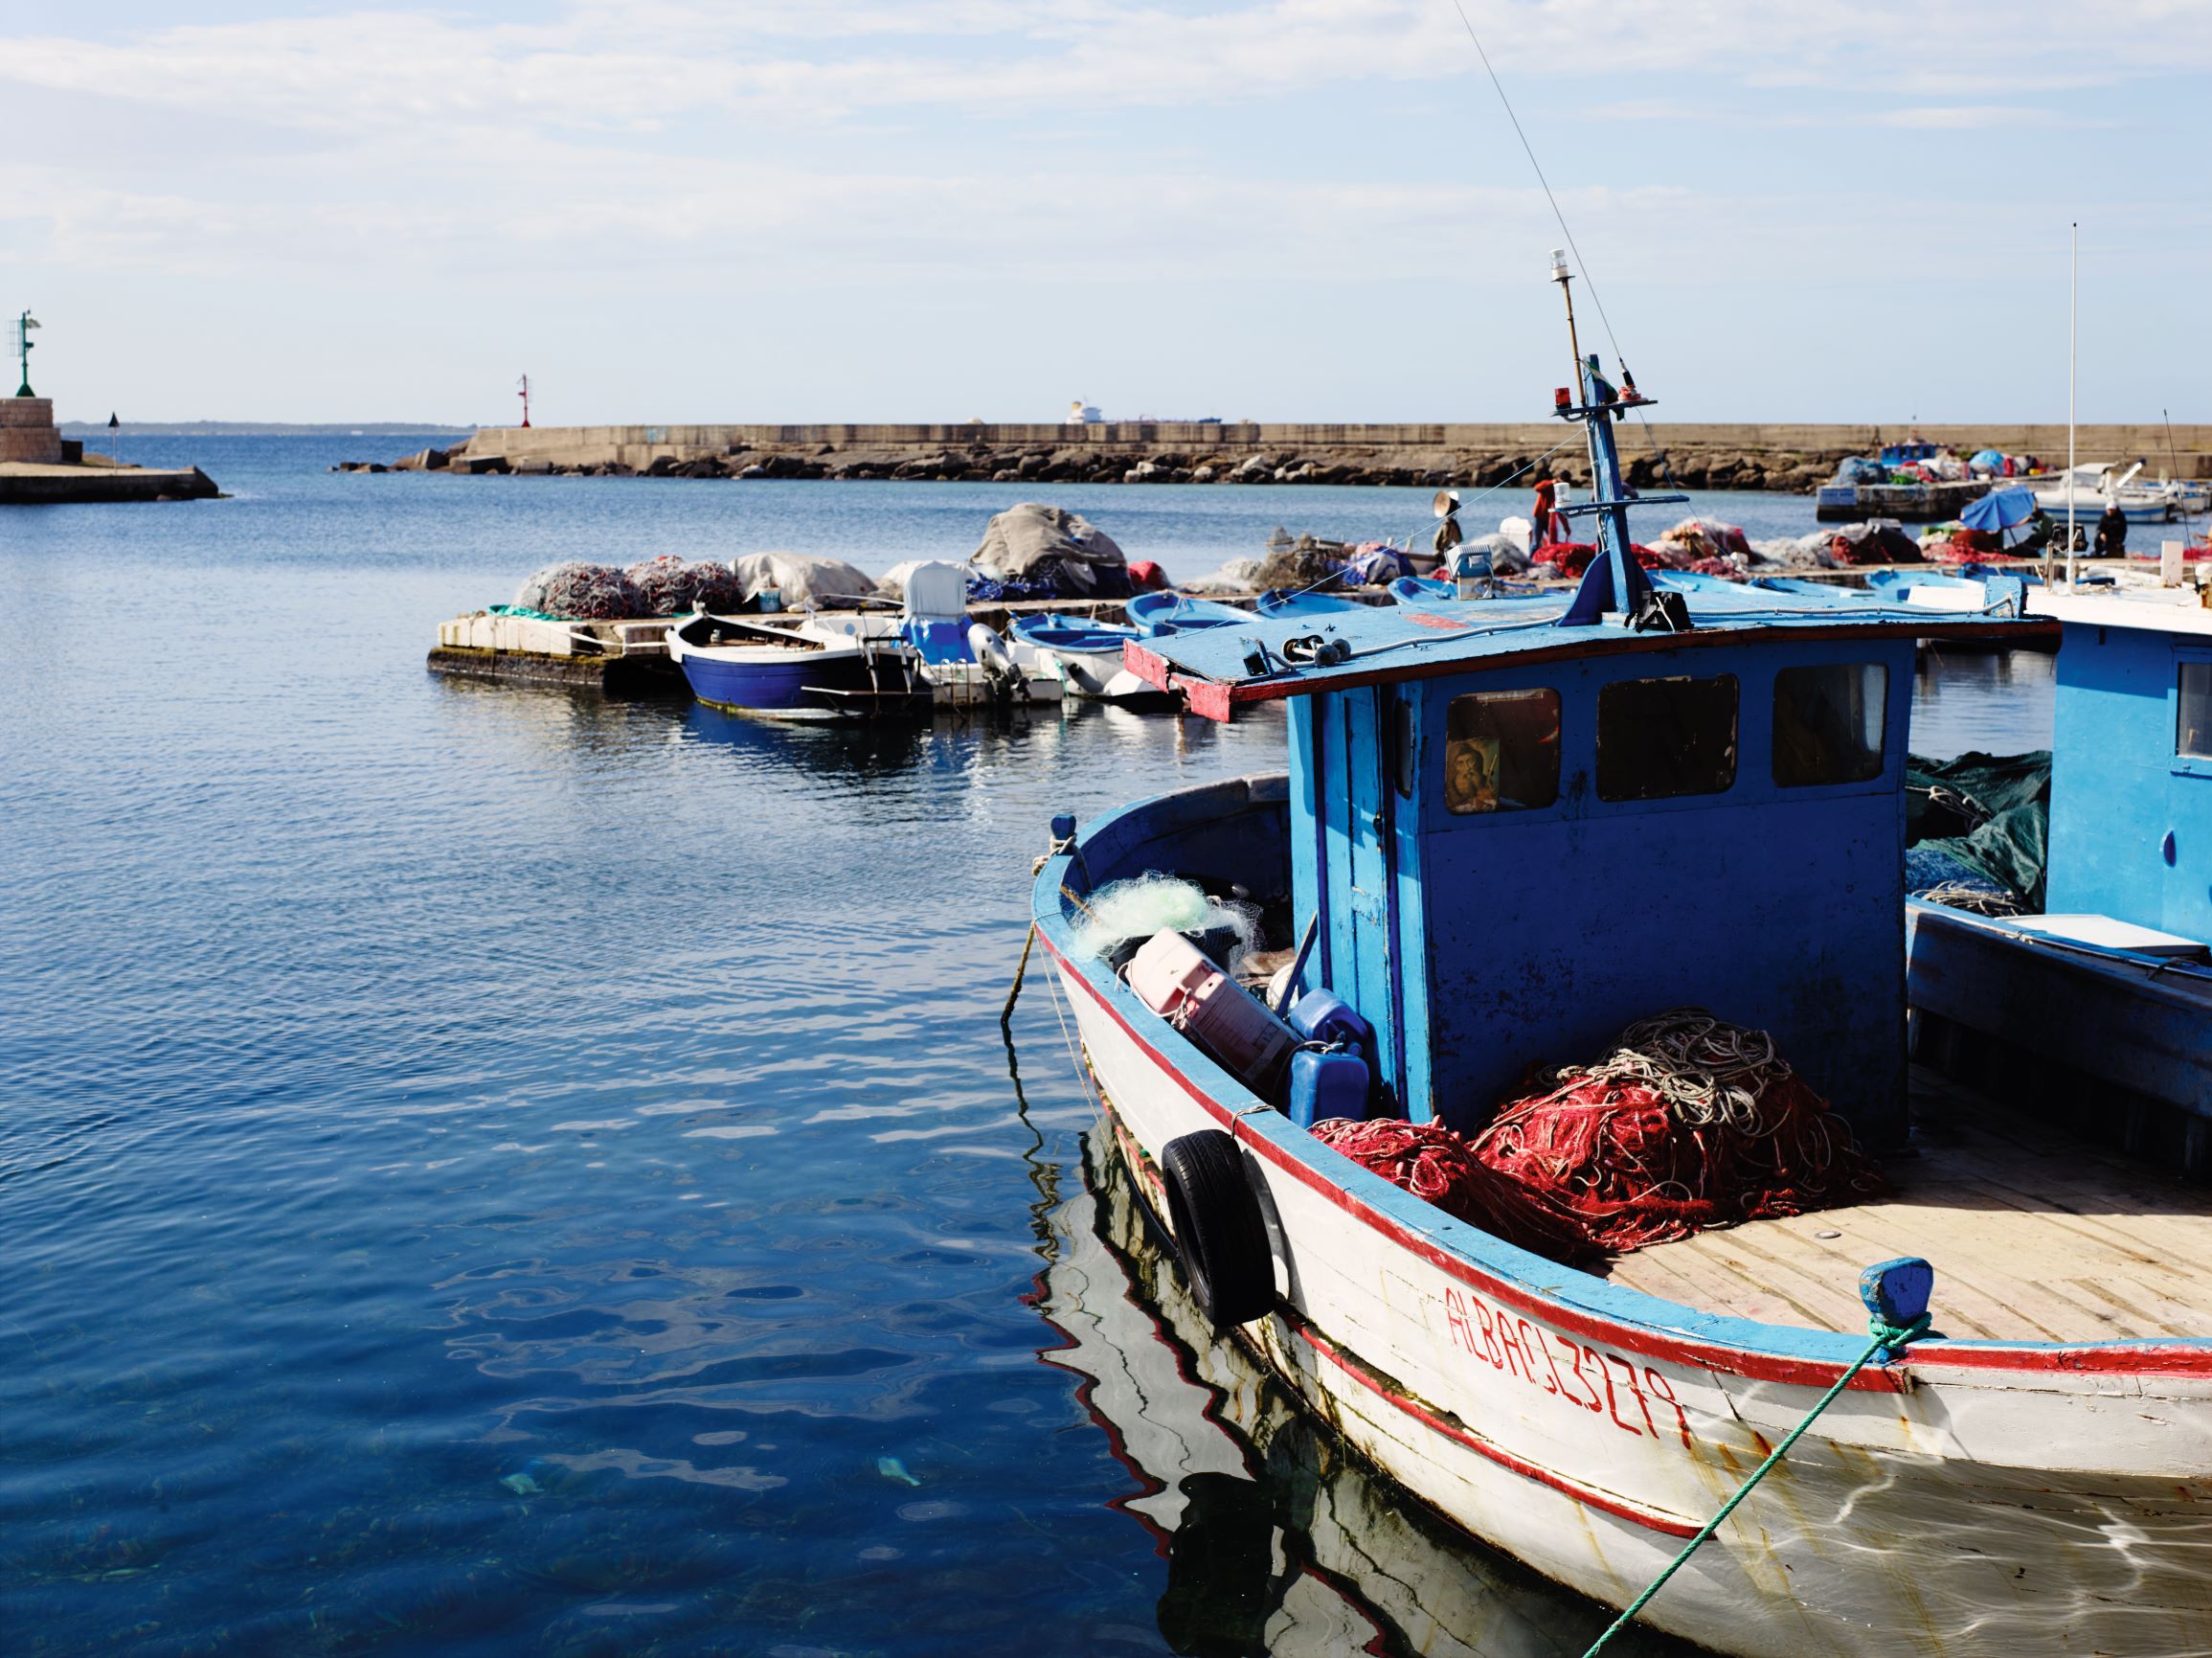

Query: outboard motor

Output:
[967, 622, 1021, 699]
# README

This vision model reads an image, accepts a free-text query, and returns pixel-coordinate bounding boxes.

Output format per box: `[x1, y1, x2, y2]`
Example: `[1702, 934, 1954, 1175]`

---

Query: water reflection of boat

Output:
[1040, 1131, 1684, 1657]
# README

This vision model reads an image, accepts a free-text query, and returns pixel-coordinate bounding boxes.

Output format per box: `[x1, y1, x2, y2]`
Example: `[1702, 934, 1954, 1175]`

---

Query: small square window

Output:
[1444, 690, 1560, 814]
[1596, 675, 1738, 801]
[2181, 663, 2212, 761]
[1773, 663, 1888, 786]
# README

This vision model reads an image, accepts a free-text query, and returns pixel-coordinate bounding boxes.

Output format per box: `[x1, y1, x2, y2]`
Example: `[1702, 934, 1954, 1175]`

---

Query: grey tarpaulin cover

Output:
[969, 503, 1127, 594]
[729, 552, 877, 607]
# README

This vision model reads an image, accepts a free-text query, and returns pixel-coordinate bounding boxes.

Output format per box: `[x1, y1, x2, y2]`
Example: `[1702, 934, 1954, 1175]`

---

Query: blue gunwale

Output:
[1033, 775, 2212, 1381]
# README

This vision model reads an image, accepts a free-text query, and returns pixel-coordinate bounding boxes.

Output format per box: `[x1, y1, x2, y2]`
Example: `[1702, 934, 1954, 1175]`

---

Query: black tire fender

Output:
[1161, 1130, 1275, 1329]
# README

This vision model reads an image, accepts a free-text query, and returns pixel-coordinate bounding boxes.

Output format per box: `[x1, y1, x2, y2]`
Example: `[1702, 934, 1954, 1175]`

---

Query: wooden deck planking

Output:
[1603, 1073, 2212, 1345]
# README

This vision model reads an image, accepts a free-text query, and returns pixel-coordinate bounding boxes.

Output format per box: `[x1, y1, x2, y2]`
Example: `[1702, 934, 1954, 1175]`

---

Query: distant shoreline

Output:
[56, 422, 478, 437]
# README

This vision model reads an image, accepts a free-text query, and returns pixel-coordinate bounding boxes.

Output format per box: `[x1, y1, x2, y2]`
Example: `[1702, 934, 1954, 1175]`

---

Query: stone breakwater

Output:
[365, 420, 2212, 490]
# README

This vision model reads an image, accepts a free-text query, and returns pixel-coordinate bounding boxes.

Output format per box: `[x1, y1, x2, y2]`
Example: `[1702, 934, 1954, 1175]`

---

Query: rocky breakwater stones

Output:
[388, 434, 1869, 492]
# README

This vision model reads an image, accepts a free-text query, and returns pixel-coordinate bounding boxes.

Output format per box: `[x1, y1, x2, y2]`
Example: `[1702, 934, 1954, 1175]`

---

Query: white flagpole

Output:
[2065, 222, 2078, 589]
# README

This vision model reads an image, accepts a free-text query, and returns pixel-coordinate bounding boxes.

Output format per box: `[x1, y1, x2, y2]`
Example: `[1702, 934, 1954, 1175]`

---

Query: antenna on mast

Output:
[517, 374, 532, 429]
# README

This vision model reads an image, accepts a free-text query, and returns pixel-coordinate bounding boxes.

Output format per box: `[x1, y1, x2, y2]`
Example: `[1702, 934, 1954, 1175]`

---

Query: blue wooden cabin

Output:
[1140, 578, 2039, 1147]
[1903, 589, 2212, 1158]
[2043, 595, 2212, 943]
[1284, 618, 1923, 1142]
[1130, 329, 2043, 1147]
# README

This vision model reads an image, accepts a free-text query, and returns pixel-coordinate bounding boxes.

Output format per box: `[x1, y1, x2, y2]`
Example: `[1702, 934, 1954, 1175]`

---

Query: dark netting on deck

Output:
[1906, 750, 2051, 909]
[624, 556, 744, 616]
[512, 562, 644, 620]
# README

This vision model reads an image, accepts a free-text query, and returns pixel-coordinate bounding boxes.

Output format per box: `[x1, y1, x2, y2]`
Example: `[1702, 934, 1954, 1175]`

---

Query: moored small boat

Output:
[1124, 591, 1252, 637]
[802, 561, 1062, 708]
[1252, 586, 1366, 620]
[1907, 577, 2212, 1164]
[1007, 613, 1172, 706]
[666, 612, 882, 719]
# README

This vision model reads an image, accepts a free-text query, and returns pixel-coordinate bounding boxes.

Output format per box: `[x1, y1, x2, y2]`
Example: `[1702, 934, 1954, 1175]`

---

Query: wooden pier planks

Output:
[1603, 1066, 2212, 1344]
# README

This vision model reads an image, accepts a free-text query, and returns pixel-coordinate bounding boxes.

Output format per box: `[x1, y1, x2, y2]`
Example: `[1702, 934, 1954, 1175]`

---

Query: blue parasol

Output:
[1960, 487, 2036, 534]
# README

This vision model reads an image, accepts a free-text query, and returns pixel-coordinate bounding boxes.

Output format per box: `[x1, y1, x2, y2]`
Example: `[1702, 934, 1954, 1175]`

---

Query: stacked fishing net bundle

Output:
[1318, 1009, 1884, 1261]
[624, 556, 744, 616]
[1469, 1009, 1886, 1254]
[511, 561, 644, 620]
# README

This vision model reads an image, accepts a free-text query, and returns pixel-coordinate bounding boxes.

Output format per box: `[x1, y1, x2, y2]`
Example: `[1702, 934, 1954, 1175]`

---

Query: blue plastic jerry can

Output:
[1288, 989, 1374, 1054]
[1289, 1049, 1369, 1129]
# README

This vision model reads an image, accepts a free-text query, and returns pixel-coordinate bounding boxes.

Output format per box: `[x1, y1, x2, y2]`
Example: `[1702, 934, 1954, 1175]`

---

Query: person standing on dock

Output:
[2094, 501, 2129, 558]
[1531, 478, 1568, 548]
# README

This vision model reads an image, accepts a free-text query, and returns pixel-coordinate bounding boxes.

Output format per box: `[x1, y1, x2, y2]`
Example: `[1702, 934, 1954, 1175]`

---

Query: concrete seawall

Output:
[438, 420, 2212, 488]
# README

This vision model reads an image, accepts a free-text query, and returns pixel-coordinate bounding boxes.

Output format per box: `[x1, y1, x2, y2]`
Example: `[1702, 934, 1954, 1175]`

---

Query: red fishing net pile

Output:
[1472, 1010, 1886, 1254]
[1531, 542, 1676, 579]
[1312, 1118, 1598, 1261]
[1318, 1010, 1885, 1261]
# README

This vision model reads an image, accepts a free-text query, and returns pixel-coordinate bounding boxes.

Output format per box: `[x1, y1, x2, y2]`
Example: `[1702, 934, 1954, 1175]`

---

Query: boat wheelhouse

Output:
[1908, 583, 2212, 1164]
[1032, 268, 2212, 1657]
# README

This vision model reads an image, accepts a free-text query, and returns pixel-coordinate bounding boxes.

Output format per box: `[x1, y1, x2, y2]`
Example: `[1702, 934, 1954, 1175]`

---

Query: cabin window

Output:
[2181, 663, 2212, 761]
[1595, 675, 1738, 802]
[1444, 689, 1560, 814]
[1390, 693, 1417, 798]
[1772, 663, 1888, 786]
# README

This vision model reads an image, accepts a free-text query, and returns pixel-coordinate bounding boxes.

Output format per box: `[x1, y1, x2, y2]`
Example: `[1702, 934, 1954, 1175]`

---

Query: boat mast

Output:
[2066, 222, 2078, 589]
[1549, 252, 1681, 625]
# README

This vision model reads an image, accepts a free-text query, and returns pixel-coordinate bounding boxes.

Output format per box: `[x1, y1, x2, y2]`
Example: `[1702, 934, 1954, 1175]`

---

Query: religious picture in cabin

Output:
[1445, 689, 1560, 814]
[1772, 663, 1888, 787]
[2180, 662, 2212, 761]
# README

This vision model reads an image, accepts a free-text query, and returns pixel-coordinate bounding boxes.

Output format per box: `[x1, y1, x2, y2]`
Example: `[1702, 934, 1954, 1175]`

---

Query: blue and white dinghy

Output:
[1124, 591, 1251, 637]
[1030, 263, 2212, 1658]
[1008, 614, 1170, 705]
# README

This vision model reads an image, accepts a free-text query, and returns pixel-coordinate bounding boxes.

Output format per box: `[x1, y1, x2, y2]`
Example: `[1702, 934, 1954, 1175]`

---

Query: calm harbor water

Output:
[1, 440, 2051, 1657]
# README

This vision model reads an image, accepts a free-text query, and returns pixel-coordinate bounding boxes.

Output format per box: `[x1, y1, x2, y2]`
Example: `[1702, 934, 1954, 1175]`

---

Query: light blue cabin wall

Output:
[1290, 687, 1412, 1111]
[1411, 638, 1916, 1145]
[1288, 696, 1325, 985]
[2046, 622, 2212, 941]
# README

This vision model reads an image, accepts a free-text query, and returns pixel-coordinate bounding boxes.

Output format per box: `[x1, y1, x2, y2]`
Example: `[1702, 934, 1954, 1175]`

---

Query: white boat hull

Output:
[1031, 643, 1170, 703]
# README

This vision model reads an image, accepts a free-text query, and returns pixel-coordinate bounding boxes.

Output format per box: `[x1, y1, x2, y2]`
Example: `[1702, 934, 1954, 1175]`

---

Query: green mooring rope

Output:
[1581, 1309, 1932, 1658]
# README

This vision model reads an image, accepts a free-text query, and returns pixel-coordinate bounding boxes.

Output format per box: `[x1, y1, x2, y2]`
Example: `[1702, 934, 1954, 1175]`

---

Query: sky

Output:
[3, 0, 2209, 425]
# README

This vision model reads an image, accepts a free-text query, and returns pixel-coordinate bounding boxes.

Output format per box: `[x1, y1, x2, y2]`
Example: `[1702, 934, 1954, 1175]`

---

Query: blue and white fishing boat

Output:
[1007, 613, 1170, 705]
[1028, 261, 2212, 1657]
[666, 612, 882, 719]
